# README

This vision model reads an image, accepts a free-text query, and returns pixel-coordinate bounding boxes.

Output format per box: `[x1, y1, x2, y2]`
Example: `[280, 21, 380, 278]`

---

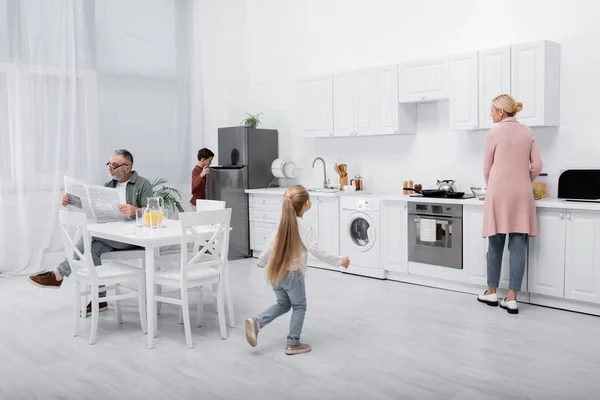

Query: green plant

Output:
[241, 112, 262, 128]
[151, 178, 184, 212]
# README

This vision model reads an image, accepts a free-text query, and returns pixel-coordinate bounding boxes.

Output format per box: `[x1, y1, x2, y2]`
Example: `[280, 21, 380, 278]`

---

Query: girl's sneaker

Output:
[285, 343, 312, 355]
[245, 318, 260, 347]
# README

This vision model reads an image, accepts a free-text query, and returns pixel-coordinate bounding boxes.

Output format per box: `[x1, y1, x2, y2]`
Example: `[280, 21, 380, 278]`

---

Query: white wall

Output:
[198, 0, 600, 195]
[196, 0, 248, 165]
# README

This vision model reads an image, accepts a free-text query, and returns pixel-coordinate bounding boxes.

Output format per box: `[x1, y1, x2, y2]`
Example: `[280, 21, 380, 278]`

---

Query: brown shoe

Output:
[29, 271, 63, 289]
[285, 343, 312, 355]
[84, 302, 108, 317]
[245, 318, 260, 347]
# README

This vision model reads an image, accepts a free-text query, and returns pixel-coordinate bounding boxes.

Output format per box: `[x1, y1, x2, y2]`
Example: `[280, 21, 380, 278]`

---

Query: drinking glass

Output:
[136, 208, 145, 227]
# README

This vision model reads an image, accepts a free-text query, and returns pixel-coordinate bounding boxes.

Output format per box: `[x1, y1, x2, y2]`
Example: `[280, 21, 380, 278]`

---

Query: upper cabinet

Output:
[450, 41, 560, 131]
[511, 41, 560, 127]
[296, 74, 334, 137]
[332, 65, 416, 136]
[332, 71, 355, 137]
[449, 52, 478, 131]
[398, 57, 449, 103]
[478, 46, 511, 130]
[297, 40, 561, 137]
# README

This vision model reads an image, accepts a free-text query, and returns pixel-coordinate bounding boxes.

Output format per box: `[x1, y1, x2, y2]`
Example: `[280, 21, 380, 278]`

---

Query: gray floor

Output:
[1, 259, 599, 400]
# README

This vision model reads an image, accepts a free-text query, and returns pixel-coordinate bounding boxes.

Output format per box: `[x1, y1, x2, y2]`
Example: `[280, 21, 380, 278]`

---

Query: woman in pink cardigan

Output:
[477, 94, 543, 315]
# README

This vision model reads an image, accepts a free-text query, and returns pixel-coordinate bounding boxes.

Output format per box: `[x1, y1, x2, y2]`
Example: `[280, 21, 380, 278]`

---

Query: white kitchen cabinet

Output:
[248, 193, 282, 253]
[296, 74, 334, 137]
[478, 46, 511, 130]
[304, 196, 339, 270]
[354, 69, 377, 136]
[528, 208, 566, 297]
[398, 57, 449, 103]
[510, 41, 560, 127]
[381, 201, 408, 273]
[332, 72, 354, 137]
[464, 206, 487, 286]
[316, 197, 340, 255]
[564, 210, 600, 304]
[250, 221, 277, 252]
[464, 205, 528, 290]
[449, 52, 478, 131]
[333, 65, 415, 136]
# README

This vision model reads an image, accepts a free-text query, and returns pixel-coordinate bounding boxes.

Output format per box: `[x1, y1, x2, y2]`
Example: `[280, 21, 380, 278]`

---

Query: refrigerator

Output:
[206, 127, 279, 259]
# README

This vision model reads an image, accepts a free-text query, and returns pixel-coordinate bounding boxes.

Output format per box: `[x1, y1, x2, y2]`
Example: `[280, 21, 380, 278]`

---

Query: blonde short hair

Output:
[492, 94, 523, 117]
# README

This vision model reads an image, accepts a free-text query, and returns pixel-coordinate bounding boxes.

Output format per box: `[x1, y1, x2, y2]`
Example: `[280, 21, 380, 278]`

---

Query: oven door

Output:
[408, 214, 463, 269]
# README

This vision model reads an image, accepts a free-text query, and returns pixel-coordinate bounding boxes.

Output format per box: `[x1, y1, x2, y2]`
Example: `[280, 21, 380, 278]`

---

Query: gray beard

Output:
[109, 172, 123, 182]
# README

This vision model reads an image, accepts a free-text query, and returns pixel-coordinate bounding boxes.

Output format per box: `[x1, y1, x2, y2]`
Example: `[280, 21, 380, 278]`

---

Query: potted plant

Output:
[151, 178, 184, 213]
[241, 112, 263, 128]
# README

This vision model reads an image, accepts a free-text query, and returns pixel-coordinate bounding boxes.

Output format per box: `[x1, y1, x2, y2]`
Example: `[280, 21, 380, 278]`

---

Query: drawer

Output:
[250, 222, 277, 251]
[250, 194, 282, 208]
[249, 208, 281, 223]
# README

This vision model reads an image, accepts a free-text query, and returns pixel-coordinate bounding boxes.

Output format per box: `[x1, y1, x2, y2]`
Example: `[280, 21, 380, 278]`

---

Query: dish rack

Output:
[268, 158, 302, 188]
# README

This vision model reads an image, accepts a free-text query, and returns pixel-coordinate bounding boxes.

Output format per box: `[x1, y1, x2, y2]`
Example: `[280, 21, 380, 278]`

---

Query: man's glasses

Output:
[106, 162, 129, 170]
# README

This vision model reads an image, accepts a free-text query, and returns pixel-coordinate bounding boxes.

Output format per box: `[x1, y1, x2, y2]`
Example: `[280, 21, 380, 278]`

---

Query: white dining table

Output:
[87, 219, 233, 349]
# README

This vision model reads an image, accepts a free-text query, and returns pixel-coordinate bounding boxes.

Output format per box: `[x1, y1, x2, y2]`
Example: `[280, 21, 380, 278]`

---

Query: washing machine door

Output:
[346, 212, 376, 253]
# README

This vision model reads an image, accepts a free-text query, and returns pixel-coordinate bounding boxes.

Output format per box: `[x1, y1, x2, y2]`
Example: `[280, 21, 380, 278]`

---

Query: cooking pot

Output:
[436, 180, 457, 192]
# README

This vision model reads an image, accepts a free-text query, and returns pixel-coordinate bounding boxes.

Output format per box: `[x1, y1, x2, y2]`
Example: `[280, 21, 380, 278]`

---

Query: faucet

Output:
[312, 157, 329, 189]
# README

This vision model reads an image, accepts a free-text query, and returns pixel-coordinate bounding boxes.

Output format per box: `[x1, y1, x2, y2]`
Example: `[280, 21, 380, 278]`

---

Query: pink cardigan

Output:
[482, 117, 543, 237]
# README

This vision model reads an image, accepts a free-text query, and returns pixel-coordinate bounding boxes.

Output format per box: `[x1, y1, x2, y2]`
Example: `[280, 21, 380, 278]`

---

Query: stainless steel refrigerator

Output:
[206, 127, 278, 259]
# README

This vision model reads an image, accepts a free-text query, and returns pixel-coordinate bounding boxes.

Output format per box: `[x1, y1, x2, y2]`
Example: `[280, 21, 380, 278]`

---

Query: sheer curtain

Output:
[0, 0, 194, 274]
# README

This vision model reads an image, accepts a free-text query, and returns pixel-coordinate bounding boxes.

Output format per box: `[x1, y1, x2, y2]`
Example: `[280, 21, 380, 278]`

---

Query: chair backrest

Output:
[178, 209, 232, 278]
[196, 199, 226, 211]
[58, 210, 97, 278]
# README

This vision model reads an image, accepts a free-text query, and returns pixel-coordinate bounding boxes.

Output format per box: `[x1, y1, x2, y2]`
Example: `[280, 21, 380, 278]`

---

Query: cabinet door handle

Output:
[567, 213, 571, 220]
[560, 213, 564, 219]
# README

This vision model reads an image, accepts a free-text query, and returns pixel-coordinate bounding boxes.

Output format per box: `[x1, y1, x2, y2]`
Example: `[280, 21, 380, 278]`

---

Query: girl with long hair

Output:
[245, 185, 350, 355]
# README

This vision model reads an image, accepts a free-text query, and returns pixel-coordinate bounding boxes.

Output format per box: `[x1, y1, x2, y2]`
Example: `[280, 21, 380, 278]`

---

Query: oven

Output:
[407, 202, 463, 269]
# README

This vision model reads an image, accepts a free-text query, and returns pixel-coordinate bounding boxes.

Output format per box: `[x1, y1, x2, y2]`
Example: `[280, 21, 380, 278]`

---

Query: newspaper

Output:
[64, 176, 126, 223]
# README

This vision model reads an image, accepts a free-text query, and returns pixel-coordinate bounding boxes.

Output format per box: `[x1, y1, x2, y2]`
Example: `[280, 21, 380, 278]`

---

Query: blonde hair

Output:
[492, 94, 523, 117]
[266, 185, 310, 284]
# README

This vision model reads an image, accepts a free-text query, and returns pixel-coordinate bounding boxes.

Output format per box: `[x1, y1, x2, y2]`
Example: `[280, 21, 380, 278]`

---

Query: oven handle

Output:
[411, 215, 459, 221]
[413, 217, 450, 226]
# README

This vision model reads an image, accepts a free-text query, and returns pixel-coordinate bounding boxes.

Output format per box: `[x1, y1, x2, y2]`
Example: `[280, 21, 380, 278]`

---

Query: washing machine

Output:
[339, 196, 385, 279]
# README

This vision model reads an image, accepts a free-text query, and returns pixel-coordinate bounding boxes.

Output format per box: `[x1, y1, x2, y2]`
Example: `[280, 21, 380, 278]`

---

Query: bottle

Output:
[403, 181, 408, 195]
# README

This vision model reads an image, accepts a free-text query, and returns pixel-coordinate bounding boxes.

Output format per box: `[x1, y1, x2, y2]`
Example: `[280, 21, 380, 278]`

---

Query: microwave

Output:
[558, 169, 600, 202]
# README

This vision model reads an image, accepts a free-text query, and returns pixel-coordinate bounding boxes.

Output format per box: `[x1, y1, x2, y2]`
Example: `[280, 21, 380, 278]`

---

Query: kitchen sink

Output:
[308, 188, 340, 193]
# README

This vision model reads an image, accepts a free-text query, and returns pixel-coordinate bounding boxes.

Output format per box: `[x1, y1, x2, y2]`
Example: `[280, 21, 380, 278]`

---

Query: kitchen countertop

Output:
[245, 188, 372, 198]
[381, 194, 600, 211]
[380, 194, 484, 206]
[247, 189, 600, 211]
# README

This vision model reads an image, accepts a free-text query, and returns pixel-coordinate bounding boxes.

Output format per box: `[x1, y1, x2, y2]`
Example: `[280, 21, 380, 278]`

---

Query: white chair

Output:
[194, 199, 231, 318]
[196, 199, 226, 211]
[154, 209, 231, 348]
[59, 210, 147, 345]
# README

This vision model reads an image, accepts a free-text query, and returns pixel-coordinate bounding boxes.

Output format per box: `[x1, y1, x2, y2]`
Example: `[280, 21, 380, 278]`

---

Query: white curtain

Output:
[0, 0, 194, 274]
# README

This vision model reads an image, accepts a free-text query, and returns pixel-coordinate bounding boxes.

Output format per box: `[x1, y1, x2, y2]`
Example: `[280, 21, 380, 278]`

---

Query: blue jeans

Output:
[257, 270, 307, 346]
[487, 233, 528, 291]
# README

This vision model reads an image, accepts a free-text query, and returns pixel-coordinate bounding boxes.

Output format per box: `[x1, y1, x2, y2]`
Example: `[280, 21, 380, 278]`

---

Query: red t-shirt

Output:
[190, 165, 206, 205]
